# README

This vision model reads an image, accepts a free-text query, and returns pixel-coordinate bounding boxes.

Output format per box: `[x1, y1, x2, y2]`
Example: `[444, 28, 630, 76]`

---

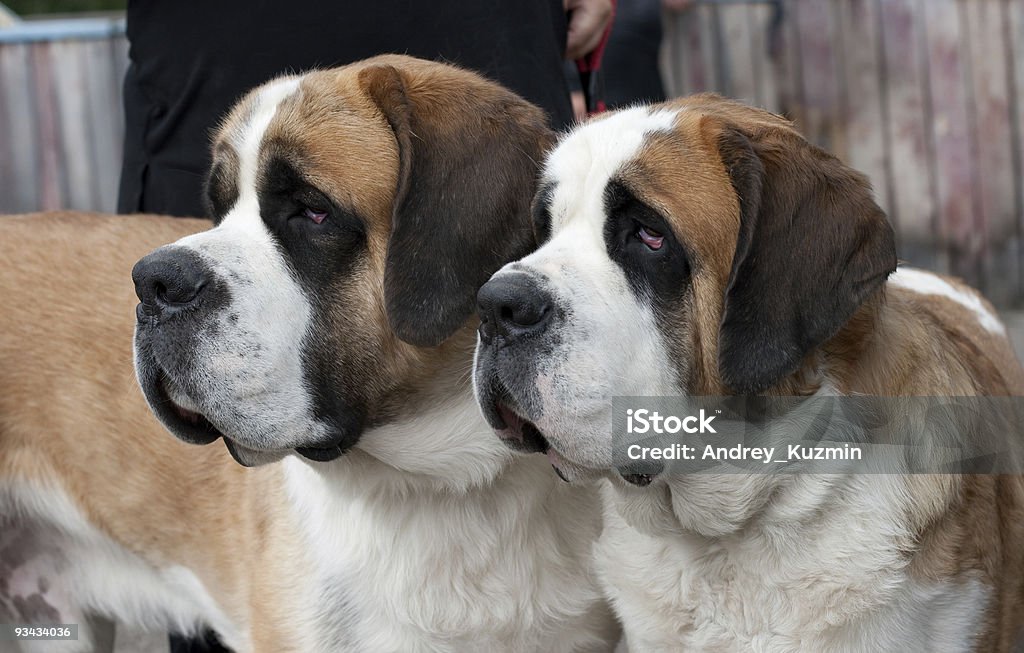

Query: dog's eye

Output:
[637, 225, 664, 251]
[302, 206, 328, 224]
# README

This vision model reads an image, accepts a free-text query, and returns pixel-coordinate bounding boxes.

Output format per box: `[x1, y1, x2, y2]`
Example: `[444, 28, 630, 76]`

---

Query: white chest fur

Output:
[281, 400, 616, 653]
[596, 476, 989, 653]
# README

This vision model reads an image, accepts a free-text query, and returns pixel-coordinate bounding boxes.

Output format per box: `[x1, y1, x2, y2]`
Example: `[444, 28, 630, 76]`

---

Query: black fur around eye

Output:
[603, 180, 690, 307]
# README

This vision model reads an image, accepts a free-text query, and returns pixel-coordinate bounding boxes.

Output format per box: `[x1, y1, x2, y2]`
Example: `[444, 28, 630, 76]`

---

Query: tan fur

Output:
[831, 284, 1024, 651]
[0, 212, 310, 650]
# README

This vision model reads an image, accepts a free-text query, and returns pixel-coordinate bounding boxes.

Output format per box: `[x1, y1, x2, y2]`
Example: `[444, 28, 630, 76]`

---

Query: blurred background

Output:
[0, 0, 1022, 311]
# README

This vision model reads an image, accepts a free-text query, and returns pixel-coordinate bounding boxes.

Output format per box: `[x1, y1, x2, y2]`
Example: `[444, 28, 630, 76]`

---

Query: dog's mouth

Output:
[492, 402, 550, 454]
[479, 379, 659, 486]
[481, 387, 585, 483]
[150, 373, 339, 466]
[154, 373, 224, 446]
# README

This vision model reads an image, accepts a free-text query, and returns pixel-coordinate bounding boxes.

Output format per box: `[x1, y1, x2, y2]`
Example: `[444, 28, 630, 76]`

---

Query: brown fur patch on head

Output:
[236, 56, 554, 426]
[620, 94, 895, 396]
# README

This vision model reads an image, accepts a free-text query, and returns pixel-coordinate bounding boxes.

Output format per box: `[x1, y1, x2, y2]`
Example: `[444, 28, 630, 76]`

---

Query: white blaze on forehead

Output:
[225, 74, 303, 228]
[888, 267, 1005, 335]
[543, 106, 678, 233]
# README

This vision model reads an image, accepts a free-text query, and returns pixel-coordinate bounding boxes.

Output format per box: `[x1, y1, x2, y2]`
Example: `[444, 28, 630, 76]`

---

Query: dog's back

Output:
[0, 212, 310, 652]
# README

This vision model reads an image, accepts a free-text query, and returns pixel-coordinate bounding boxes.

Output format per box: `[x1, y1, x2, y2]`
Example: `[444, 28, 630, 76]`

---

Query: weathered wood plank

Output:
[835, 0, 890, 217]
[921, 0, 975, 279]
[963, 0, 1018, 303]
[746, 2, 782, 112]
[28, 41, 64, 211]
[84, 38, 124, 212]
[660, 9, 688, 99]
[777, 0, 807, 125]
[792, 0, 844, 155]
[877, 0, 935, 263]
[684, 5, 718, 94]
[50, 39, 96, 210]
[0, 42, 40, 213]
[1002, 0, 1024, 303]
[718, 4, 758, 103]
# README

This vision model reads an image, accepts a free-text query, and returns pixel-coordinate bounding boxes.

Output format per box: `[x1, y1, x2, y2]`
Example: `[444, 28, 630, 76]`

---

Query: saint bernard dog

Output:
[473, 94, 1024, 651]
[0, 56, 619, 652]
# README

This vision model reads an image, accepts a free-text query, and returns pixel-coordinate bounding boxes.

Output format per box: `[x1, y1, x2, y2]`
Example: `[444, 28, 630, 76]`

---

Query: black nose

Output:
[133, 247, 210, 320]
[477, 272, 552, 344]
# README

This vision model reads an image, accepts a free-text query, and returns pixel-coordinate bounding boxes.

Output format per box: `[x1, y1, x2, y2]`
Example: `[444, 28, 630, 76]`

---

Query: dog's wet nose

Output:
[133, 247, 210, 319]
[477, 272, 552, 344]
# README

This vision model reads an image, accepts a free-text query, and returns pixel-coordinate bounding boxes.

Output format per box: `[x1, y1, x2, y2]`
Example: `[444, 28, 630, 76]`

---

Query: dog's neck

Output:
[278, 374, 611, 650]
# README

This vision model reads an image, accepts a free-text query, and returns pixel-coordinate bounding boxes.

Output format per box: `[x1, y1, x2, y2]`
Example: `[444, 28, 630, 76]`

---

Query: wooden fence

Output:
[0, 17, 127, 215]
[1, 3, 1023, 304]
[662, 0, 1024, 305]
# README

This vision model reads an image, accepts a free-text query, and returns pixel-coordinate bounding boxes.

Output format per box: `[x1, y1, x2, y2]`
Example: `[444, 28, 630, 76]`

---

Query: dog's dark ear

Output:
[715, 120, 897, 394]
[358, 63, 552, 347]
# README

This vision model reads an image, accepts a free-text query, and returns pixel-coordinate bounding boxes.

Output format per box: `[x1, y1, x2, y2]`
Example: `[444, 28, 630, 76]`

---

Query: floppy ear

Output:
[715, 120, 897, 394]
[358, 63, 553, 347]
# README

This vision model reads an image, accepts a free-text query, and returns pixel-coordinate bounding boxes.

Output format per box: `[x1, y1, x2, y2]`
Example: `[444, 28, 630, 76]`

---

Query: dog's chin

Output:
[147, 373, 281, 467]
[222, 439, 289, 467]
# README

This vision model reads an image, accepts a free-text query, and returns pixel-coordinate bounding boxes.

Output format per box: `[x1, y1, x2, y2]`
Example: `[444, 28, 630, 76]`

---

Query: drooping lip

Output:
[152, 372, 223, 445]
[478, 379, 656, 485]
[480, 382, 587, 483]
[138, 347, 351, 466]
[153, 373, 346, 464]
[479, 381, 549, 453]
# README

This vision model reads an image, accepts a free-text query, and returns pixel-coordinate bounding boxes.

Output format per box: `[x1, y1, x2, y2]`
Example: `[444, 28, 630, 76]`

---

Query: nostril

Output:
[153, 281, 169, 305]
[509, 300, 550, 328]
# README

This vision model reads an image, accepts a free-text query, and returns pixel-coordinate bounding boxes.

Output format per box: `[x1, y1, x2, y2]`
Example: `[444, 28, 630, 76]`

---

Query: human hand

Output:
[564, 0, 614, 60]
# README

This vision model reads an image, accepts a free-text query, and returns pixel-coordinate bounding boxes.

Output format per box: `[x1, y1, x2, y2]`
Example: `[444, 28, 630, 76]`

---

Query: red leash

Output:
[575, 0, 616, 115]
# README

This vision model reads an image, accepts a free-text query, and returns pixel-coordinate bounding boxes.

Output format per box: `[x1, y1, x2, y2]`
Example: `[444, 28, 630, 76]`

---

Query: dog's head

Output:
[132, 56, 551, 471]
[473, 95, 896, 483]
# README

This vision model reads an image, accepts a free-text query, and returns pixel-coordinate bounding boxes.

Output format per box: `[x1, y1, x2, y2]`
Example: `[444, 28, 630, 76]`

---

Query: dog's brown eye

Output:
[303, 207, 328, 224]
[637, 225, 664, 250]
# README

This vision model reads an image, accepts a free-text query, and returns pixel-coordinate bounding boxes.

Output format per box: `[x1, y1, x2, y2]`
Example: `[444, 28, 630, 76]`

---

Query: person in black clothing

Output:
[118, 0, 613, 219]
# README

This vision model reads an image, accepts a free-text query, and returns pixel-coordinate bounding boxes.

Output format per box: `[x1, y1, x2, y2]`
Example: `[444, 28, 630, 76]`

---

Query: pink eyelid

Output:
[303, 207, 328, 224]
[638, 226, 664, 250]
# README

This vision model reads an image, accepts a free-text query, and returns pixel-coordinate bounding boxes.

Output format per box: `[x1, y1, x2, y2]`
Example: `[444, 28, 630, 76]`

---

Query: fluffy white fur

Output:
[283, 396, 614, 652]
[889, 267, 1004, 335]
[597, 472, 989, 652]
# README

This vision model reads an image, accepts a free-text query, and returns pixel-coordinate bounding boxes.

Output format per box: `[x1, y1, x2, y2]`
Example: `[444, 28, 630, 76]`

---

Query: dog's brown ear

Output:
[358, 62, 552, 347]
[714, 120, 896, 394]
